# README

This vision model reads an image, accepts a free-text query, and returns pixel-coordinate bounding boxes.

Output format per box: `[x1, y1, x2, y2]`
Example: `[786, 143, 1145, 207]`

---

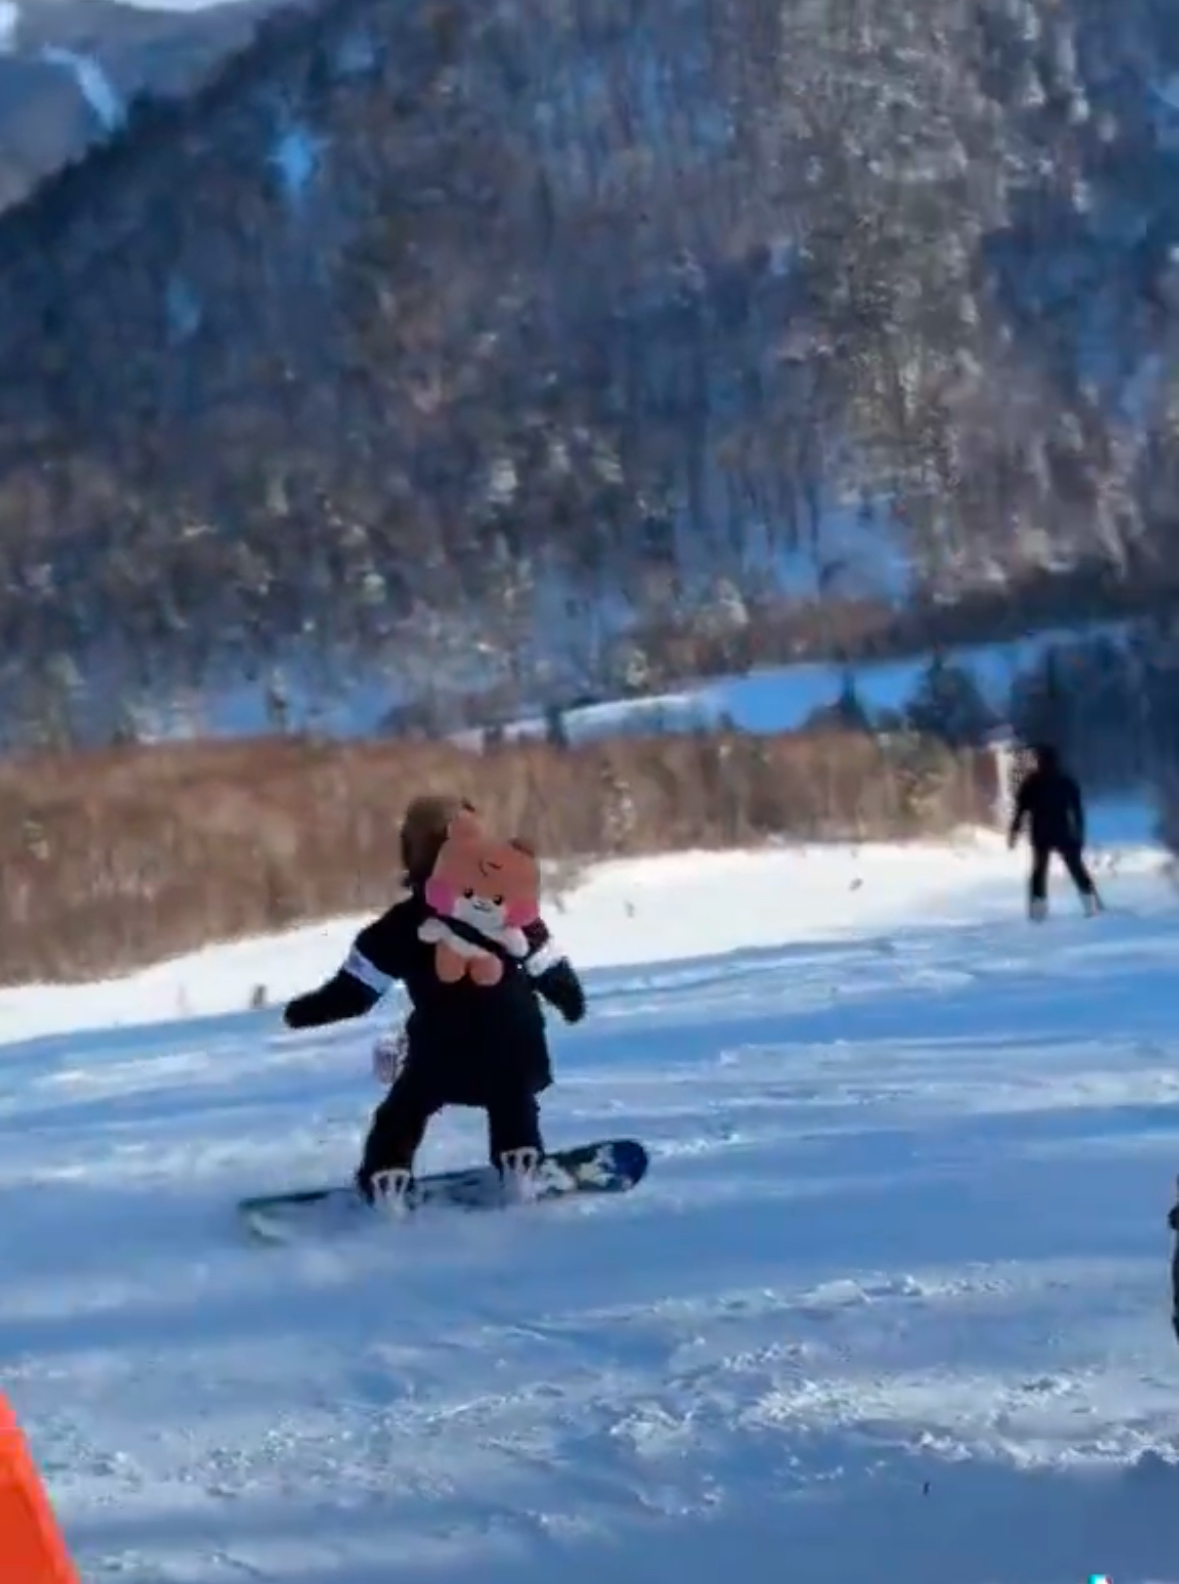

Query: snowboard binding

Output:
[370, 1166, 413, 1217]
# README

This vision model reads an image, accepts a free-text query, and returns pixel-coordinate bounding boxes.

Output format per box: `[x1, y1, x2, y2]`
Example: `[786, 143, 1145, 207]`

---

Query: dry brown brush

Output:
[0, 727, 1000, 986]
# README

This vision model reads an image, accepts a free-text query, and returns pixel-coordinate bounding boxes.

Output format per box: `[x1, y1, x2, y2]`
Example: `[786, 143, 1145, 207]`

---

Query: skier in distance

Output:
[1007, 742, 1100, 920]
[281, 793, 586, 1210]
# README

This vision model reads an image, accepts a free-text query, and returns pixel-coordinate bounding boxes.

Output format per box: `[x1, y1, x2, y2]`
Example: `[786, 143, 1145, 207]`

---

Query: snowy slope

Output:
[451, 622, 1134, 749]
[195, 621, 1132, 742]
[4, 836, 1179, 1583]
[0, 826, 1155, 1046]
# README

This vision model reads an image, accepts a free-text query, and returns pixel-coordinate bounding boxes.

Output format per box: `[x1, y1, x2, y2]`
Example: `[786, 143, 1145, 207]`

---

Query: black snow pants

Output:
[1028, 841, 1097, 907]
[358, 1066, 544, 1189]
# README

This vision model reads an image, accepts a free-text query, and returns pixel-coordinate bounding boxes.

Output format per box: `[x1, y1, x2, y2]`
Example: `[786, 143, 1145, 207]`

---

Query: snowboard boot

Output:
[1029, 897, 1047, 922]
[368, 1167, 413, 1217]
[499, 1147, 543, 1204]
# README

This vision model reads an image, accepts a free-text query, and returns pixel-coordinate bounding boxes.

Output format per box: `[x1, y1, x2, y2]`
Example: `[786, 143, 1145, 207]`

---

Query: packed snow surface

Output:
[4, 831, 1179, 1583]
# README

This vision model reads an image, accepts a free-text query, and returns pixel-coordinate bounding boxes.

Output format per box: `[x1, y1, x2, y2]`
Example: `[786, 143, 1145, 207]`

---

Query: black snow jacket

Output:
[282, 888, 586, 1103]
[1009, 748, 1086, 851]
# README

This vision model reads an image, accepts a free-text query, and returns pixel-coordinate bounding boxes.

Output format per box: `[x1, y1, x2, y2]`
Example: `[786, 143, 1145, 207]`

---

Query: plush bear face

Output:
[424, 810, 539, 936]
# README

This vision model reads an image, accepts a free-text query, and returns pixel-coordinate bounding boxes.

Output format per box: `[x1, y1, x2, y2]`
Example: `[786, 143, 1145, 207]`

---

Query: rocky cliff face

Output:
[0, 0, 1177, 746]
[0, 0, 281, 210]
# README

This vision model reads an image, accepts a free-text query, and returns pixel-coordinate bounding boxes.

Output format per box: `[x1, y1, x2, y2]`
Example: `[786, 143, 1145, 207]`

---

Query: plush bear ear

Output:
[501, 836, 540, 928]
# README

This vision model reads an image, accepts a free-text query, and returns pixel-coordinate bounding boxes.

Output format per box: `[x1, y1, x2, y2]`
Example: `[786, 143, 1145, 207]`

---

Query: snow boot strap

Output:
[500, 1147, 542, 1203]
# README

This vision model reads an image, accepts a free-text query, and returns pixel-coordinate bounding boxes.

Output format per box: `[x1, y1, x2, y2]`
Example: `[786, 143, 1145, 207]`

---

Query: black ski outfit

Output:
[1008, 744, 1099, 917]
[282, 887, 586, 1198]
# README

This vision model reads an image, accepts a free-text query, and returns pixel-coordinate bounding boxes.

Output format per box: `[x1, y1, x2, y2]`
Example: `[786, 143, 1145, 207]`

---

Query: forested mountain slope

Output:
[0, 0, 1178, 744]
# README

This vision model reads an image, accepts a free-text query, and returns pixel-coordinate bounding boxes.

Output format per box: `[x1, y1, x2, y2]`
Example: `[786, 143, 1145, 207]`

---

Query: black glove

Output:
[537, 960, 586, 1023]
[282, 973, 377, 1029]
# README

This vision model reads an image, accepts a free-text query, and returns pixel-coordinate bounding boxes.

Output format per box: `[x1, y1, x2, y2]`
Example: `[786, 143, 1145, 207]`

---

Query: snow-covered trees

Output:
[0, 0, 1177, 740]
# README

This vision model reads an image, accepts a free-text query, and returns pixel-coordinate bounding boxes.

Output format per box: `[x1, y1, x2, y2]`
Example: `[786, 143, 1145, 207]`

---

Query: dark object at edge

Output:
[1170, 1192, 1179, 1343]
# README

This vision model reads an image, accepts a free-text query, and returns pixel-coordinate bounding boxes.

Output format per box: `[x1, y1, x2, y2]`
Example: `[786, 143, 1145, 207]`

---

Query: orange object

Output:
[0, 1392, 80, 1583]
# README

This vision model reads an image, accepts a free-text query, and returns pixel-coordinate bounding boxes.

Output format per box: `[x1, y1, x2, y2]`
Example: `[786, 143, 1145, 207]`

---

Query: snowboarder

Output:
[281, 794, 587, 1211]
[1007, 743, 1100, 920]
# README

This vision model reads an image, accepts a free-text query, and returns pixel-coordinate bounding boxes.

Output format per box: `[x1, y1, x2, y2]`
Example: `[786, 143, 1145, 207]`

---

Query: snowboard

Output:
[237, 1137, 649, 1244]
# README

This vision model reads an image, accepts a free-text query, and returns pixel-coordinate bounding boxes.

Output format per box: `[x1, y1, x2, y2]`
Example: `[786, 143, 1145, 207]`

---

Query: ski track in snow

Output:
[4, 855, 1179, 1582]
